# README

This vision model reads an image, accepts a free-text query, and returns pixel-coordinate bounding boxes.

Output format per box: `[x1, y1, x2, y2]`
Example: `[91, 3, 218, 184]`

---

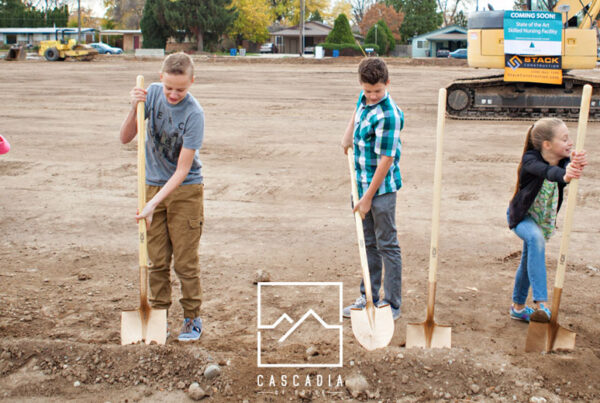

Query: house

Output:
[99, 29, 143, 51]
[410, 25, 467, 58]
[0, 27, 97, 46]
[269, 21, 361, 54]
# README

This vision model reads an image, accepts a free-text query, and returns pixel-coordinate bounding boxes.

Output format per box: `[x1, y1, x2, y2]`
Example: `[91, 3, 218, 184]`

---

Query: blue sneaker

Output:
[510, 305, 534, 322]
[178, 317, 203, 341]
[343, 295, 367, 318]
[377, 300, 401, 320]
[530, 303, 551, 323]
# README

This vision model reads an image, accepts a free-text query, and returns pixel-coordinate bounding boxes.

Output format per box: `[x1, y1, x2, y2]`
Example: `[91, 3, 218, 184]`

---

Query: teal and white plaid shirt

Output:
[353, 90, 403, 198]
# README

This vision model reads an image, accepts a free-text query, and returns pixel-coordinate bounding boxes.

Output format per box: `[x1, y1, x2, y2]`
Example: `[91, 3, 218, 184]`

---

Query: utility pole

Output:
[299, 0, 305, 56]
[77, 0, 81, 43]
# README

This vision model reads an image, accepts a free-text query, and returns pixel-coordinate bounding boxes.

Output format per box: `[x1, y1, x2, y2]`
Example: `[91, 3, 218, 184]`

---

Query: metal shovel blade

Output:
[121, 307, 167, 345]
[525, 321, 576, 353]
[406, 321, 451, 348]
[350, 303, 395, 351]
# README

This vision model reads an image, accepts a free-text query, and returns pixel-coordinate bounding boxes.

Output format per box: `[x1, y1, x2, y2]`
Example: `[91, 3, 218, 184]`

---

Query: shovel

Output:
[346, 148, 395, 351]
[525, 84, 592, 353]
[121, 75, 168, 345]
[406, 88, 452, 349]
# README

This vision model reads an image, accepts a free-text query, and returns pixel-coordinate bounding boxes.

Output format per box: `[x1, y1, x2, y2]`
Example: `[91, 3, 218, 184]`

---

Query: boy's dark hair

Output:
[161, 52, 194, 77]
[358, 57, 389, 85]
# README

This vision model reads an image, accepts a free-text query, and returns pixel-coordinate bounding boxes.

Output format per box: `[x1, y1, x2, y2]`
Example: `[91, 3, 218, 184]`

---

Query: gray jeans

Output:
[358, 192, 403, 309]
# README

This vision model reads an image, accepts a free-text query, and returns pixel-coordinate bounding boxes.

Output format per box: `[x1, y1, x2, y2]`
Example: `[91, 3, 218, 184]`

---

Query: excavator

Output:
[446, 0, 600, 120]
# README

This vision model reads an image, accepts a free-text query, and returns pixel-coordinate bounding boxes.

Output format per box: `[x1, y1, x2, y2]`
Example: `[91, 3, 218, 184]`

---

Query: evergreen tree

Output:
[140, 0, 173, 48]
[365, 23, 388, 54]
[378, 19, 395, 53]
[168, 0, 237, 52]
[0, 0, 67, 28]
[309, 9, 323, 22]
[325, 13, 355, 44]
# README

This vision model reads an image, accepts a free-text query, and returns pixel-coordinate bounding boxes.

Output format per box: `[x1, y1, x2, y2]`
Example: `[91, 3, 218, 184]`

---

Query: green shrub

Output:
[325, 14, 355, 44]
[365, 25, 388, 54]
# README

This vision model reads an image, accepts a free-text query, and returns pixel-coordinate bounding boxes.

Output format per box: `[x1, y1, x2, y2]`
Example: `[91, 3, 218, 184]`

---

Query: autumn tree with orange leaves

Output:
[358, 3, 403, 41]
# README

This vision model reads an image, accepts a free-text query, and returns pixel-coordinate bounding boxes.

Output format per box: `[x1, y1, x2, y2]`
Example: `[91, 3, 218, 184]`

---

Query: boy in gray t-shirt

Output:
[119, 52, 205, 341]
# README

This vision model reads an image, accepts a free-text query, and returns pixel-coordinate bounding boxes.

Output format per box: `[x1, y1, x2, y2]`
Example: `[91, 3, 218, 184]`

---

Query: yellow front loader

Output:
[38, 29, 98, 61]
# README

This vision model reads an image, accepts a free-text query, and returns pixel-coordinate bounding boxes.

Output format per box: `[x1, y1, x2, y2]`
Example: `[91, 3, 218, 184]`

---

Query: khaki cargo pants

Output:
[146, 183, 203, 319]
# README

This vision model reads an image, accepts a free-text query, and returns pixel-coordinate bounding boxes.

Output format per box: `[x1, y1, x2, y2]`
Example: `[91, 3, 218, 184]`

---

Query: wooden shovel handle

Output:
[136, 75, 149, 303]
[553, 84, 591, 290]
[347, 149, 374, 304]
[429, 88, 446, 283]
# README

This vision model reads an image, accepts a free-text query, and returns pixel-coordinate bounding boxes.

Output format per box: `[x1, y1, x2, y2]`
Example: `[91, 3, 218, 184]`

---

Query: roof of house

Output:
[271, 20, 363, 39]
[274, 21, 333, 37]
[100, 29, 142, 35]
[0, 27, 96, 34]
[411, 25, 467, 41]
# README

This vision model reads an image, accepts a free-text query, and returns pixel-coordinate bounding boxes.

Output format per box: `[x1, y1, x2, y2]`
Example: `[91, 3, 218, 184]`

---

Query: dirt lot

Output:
[1, 55, 599, 402]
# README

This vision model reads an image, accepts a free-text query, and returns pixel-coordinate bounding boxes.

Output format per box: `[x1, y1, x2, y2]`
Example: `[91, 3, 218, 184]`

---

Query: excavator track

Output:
[445, 74, 600, 121]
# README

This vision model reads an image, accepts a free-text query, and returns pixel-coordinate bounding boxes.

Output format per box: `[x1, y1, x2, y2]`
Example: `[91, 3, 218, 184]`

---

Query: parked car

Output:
[436, 48, 450, 58]
[89, 42, 123, 54]
[449, 48, 467, 59]
[260, 43, 278, 54]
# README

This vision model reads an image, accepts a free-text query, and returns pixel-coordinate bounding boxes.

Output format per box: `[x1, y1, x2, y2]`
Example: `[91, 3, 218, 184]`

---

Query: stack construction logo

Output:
[504, 54, 562, 84]
[257, 282, 343, 368]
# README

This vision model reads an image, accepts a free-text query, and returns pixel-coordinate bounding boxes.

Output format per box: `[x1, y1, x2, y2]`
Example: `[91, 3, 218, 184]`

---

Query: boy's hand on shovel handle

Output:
[353, 197, 370, 220]
[135, 203, 156, 228]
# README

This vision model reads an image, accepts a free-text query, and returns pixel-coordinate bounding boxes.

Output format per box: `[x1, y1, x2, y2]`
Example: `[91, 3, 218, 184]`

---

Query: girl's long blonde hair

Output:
[513, 117, 565, 198]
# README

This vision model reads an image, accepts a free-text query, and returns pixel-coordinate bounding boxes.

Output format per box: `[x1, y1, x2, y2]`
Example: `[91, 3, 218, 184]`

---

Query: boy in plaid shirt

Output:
[341, 57, 404, 320]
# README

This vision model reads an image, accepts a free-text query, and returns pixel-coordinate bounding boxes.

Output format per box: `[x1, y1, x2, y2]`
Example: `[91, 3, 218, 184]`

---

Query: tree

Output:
[0, 0, 68, 27]
[359, 2, 403, 40]
[229, 0, 271, 46]
[140, 0, 173, 48]
[394, 0, 442, 44]
[104, 0, 144, 29]
[326, 12, 355, 43]
[67, 7, 95, 28]
[308, 9, 323, 21]
[350, 0, 374, 25]
[325, 0, 352, 25]
[436, 0, 472, 27]
[170, 0, 237, 51]
[454, 9, 467, 27]
[365, 22, 388, 53]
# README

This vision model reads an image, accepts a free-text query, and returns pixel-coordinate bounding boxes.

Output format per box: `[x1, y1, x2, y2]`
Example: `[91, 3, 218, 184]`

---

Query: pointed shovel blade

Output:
[525, 321, 576, 352]
[406, 321, 451, 348]
[121, 308, 168, 345]
[350, 304, 395, 351]
[121, 309, 144, 345]
[145, 308, 168, 345]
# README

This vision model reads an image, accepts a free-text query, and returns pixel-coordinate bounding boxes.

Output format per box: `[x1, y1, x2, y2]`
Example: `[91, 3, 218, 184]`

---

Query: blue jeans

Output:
[509, 212, 548, 304]
[358, 192, 403, 309]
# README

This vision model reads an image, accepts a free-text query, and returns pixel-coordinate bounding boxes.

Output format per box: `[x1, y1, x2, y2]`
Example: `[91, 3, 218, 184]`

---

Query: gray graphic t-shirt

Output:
[144, 82, 204, 186]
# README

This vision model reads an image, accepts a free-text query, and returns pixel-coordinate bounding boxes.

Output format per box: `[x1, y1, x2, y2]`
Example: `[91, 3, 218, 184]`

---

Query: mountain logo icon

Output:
[257, 282, 343, 368]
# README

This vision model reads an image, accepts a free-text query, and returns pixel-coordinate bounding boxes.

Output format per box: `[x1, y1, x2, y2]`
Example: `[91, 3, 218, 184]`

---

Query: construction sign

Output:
[504, 55, 563, 84]
[504, 11, 562, 55]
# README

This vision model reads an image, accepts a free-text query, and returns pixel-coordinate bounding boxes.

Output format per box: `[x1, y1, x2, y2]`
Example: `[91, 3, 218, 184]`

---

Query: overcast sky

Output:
[82, 0, 519, 19]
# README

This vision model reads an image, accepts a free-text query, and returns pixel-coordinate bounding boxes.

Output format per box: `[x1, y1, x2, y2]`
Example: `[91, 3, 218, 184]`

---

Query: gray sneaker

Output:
[376, 300, 401, 320]
[343, 295, 367, 318]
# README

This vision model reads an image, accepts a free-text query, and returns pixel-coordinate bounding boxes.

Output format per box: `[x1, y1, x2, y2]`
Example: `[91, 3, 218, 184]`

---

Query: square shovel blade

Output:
[121, 308, 167, 345]
[406, 321, 451, 348]
[350, 304, 395, 351]
[525, 321, 576, 352]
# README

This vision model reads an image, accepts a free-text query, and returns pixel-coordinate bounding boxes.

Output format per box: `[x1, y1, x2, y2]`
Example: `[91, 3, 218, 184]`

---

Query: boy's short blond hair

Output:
[161, 52, 194, 77]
